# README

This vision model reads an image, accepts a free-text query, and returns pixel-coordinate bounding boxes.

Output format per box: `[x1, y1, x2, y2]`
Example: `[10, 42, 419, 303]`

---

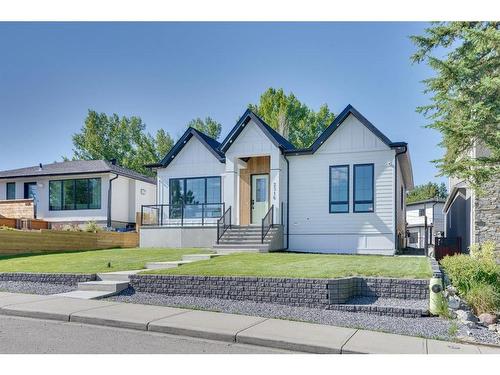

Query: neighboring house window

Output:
[400, 186, 404, 209]
[49, 178, 101, 210]
[418, 208, 425, 217]
[6, 182, 15, 200]
[409, 232, 418, 244]
[329, 165, 349, 213]
[169, 176, 221, 219]
[353, 164, 374, 212]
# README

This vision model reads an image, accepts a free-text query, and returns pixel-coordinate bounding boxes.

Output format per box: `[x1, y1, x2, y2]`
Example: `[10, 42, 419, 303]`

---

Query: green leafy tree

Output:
[187, 117, 222, 140]
[411, 22, 500, 191]
[70, 110, 174, 176]
[407, 182, 448, 204]
[249, 88, 335, 149]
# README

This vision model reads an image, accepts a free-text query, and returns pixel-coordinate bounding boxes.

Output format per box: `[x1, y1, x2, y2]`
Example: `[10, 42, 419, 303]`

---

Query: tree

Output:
[407, 182, 448, 204]
[187, 117, 222, 140]
[248, 88, 335, 149]
[70, 110, 174, 176]
[411, 22, 500, 192]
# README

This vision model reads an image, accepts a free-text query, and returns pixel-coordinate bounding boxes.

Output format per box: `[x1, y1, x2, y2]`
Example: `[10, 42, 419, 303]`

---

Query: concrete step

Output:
[213, 243, 270, 252]
[214, 248, 262, 254]
[145, 260, 194, 270]
[182, 254, 222, 261]
[53, 290, 118, 300]
[78, 280, 129, 293]
[97, 270, 143, 281]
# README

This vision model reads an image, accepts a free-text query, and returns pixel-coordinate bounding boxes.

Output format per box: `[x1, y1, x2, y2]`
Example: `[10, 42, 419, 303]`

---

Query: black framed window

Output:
[49, 178, 101, 211]
[353, 164, 374, 213]
[6, 182, 15, 200]
[169, 176, 221, 219]
[329, 165, 349, 213]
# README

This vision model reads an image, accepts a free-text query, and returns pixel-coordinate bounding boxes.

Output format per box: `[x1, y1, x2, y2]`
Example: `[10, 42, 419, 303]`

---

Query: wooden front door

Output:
[239, 156, 270, 225]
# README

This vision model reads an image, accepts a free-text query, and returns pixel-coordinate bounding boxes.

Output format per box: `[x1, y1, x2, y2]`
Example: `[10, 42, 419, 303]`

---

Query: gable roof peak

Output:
[220, 109, 296, 152]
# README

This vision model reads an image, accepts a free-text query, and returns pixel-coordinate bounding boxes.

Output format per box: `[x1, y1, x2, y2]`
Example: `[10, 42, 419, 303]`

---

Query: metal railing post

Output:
[140, 205, 144, 226]
[160, 205, 163, 226]
[181, 202, 184, 227]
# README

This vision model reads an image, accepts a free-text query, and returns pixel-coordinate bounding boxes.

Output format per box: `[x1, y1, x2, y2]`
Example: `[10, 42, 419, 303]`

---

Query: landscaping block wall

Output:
[129, 275, 430, 308]
[0, 273, 96, 285]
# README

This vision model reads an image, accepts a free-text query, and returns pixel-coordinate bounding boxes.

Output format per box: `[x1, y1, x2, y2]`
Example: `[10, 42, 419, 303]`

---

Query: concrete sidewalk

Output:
[0, 292, 498, 354]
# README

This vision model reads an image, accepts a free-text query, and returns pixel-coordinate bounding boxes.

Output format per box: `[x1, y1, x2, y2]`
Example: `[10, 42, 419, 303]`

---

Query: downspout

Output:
[394, 145, 408, 251]
[107, 174, 119, 228]
[283, 154, 290, 250]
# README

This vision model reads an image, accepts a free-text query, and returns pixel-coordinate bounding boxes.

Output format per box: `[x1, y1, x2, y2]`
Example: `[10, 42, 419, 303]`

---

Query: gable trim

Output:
[158, 127, 225, 168]
[283, 104, 396, 155]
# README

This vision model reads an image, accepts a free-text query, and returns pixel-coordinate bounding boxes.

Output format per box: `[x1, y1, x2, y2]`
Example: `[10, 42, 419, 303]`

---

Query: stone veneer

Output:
[474, 175, 500, 248]
[0, 273, 96, 285]
[129, 275, 429, 309]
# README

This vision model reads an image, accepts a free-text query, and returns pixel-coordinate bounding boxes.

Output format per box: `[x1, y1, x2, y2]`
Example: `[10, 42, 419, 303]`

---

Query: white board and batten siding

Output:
[156, 136, 226, 204]
[287, 114, 397, 255]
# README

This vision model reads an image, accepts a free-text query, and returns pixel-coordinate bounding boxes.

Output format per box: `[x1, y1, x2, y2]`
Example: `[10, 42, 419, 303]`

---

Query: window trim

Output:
[6, 182, 15, 200]
[49, 177, 102, 211]
[329, 165, 350, 214]
[169, 176, 222, 206]
[353, 163, 375, 213]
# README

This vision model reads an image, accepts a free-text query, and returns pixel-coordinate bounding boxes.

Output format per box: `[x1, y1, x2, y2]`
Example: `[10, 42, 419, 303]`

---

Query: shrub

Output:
[464, 283, 500, 315]
[84, 221, 102, 233]
[62, 223, 81, 232]
[0, 225, 16, 231]
[440, 253, 499, 296]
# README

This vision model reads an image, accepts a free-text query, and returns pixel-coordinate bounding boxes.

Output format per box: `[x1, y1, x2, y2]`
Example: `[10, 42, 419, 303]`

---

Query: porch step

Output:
[182, 253, 223, 261]
[97, 270, 143, 281]
[77, 280, 129, 293]
[212, 243, 270, 252]
[145, 260, 194, 270]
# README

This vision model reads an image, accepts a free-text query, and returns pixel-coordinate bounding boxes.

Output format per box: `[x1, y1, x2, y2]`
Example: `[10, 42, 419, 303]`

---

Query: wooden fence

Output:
[0, 217, 49, 230]
[0, 229, 139, 256]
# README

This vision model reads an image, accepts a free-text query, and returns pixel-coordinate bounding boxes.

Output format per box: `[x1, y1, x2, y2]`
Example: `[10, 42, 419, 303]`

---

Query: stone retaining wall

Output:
[0, 273, 96, 285]
[129, 275, 429, 308]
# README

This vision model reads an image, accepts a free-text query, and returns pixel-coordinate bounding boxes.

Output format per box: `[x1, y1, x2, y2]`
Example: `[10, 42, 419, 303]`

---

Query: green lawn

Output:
[146, 253, 432, 279]
[0, 248, 211, 274]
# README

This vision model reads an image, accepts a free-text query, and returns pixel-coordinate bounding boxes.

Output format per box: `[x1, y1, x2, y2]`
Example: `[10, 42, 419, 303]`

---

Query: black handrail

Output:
[217, 206, 232, 244]
[141, 203, 224, 227]
[261, 205, 274, 243]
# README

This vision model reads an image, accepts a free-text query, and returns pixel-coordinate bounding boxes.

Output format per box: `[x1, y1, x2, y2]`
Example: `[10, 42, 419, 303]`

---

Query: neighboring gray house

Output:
[443, 144, 500, 251]
[406, 199, 445, 249]
[0, 160, 156, 228]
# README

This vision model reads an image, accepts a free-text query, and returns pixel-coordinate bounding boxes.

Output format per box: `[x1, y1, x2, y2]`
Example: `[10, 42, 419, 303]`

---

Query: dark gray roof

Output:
[0, 160, 156, 184]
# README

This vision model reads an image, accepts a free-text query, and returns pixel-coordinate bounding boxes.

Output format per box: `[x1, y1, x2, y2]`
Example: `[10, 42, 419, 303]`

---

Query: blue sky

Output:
[0, 22, 444, 186]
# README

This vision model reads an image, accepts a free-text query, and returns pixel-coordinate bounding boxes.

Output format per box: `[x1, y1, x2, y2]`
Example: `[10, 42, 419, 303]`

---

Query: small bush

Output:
[0, 225, 16, 231]
[62, 223, 81, 232]
[84, 221, 102, 233]
[440, 253, 499, 296]
[464, 283, 500, 315]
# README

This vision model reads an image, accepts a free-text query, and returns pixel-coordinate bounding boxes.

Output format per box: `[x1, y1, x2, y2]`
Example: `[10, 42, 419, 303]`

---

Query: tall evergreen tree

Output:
[411, 22, 500, 191]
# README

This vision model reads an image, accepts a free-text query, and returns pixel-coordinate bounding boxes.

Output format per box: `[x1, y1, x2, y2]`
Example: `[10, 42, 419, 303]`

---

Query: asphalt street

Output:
[0, 315, 295, 354]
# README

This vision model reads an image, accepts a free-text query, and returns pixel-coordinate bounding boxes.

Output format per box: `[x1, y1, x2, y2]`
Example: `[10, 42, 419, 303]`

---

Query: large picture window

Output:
[49, 178, 101, 211]
[329, 165, 349, 213]
[353, 164, 374, 212]
[169, 176, 221, 219]
[6, 182, 15, 200]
